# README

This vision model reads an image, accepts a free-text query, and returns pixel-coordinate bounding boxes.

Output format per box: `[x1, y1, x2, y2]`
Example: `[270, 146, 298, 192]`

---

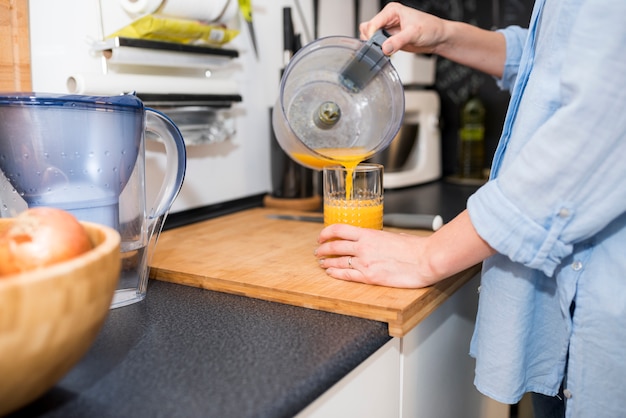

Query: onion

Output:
[0, 207, 93, 276]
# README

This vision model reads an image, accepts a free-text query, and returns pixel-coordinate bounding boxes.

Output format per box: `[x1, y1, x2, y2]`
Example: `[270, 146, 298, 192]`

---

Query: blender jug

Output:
[0, 93, 186, 308]
[272, 31, 405, 170]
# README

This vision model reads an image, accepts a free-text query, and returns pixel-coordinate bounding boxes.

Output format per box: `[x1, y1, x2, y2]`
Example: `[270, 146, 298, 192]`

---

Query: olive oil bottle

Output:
[457, 93, 486, 179]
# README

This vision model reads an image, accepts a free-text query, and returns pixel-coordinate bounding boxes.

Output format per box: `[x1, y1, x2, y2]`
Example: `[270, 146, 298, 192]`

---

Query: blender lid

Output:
[0, 92, 144, 110]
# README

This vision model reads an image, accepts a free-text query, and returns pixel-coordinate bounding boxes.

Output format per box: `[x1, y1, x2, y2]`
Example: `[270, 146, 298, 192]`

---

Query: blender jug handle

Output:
[144, 109, 187, 223]
[339, 29, 392, 93]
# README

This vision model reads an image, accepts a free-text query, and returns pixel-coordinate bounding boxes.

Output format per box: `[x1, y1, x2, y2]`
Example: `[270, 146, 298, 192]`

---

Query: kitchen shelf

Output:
[94, 36, 239, 56]
[92, 37, 239, 70]
[138, 93, 242, 107]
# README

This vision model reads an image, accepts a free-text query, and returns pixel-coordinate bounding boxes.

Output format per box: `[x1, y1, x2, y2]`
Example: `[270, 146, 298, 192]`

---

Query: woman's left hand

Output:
[314, 223, 437, 288]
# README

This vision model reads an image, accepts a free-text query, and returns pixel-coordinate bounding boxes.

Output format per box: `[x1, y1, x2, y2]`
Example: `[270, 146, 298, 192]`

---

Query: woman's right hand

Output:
[359, 2, 448, 56]
[360, 2, 507, 78]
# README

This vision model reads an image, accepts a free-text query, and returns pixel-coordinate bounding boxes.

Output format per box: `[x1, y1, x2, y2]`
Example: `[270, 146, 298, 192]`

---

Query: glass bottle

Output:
[457, 93, 485, 179]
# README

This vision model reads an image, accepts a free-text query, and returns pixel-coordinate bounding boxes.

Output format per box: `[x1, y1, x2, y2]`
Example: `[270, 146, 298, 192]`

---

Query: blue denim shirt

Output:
[466, 0, 626, 415]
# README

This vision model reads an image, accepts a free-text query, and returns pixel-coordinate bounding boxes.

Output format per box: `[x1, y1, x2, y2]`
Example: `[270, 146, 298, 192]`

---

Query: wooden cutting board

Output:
[149, 207, 480, 337]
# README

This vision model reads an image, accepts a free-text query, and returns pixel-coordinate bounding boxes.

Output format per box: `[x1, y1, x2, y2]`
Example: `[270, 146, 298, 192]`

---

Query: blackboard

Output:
[381, 0, 534, 176]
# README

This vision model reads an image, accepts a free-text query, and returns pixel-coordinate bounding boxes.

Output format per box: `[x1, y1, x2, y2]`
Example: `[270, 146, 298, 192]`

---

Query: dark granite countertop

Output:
[8, 180, 478, 418]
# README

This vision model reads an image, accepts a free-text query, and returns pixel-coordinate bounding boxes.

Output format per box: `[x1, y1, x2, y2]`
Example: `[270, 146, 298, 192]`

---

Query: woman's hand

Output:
[360, 2, 507, 78]
[360, 2, 447, 56]
[315, 223, 438, 288]
[315, 210, 496, 289]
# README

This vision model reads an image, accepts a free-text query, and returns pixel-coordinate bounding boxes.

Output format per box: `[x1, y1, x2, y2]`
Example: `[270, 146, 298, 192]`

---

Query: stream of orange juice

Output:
[291, 147, 370, 196]
[292, 147, 383, 229]
[291, 147, 370, 170]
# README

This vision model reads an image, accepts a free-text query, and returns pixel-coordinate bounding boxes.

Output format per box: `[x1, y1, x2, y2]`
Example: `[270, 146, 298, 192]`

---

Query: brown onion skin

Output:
[0, 208, 93, 276]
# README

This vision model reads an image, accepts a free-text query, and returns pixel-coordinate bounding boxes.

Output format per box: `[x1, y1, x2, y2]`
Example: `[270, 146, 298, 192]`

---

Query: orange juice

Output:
[292, 147, 372, 198]
[292, 147, 384, 229]
[291, 147, 372, 170]
[324, 197, 383, 230]
[323, 163, 383, 230]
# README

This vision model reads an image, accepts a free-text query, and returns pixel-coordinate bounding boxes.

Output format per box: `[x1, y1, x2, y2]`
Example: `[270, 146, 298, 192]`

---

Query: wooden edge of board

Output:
[386, 264, 482, 337]
[151, 263, 482, 338]
[151, 268, 403, 322]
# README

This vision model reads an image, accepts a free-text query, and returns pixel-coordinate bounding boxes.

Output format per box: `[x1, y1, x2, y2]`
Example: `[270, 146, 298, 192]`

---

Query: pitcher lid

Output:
[0, 92, 144, 110]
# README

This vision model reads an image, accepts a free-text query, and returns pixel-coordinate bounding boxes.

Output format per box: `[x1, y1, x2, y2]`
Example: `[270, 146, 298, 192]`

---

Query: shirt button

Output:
[563, 389, 573, 399]
[572, 261, 583, 271]
[558, 208, 570, 218]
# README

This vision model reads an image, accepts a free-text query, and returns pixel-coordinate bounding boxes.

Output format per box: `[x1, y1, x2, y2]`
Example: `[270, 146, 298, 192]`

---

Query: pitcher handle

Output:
[144, 108, 187, 222]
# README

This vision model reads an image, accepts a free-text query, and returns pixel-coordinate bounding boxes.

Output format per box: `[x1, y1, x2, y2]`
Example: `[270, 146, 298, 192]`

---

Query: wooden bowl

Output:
[0, 220, 121, 416]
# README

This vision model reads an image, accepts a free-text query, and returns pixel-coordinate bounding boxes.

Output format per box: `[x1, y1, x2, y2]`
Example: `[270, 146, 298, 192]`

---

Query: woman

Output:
[314, 1, 626, 416]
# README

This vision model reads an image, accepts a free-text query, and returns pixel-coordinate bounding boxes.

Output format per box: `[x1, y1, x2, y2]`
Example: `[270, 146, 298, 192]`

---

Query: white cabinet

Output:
[298, 338, 401, 418]
[298, 275, 510, 418]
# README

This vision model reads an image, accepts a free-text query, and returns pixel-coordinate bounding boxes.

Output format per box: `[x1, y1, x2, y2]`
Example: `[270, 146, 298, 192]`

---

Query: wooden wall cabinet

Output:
[0, 0, 31, 91]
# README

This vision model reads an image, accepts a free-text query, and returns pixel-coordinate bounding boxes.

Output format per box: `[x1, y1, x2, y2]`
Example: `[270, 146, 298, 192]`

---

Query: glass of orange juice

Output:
[323, 163, 384, 230]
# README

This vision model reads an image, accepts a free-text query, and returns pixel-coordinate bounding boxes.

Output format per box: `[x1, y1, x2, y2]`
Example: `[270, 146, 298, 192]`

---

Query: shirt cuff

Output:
[495, 26, 528, 91]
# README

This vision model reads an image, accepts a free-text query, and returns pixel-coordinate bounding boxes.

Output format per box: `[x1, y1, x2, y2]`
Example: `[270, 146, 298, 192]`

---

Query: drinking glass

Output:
[323, 164, 383, 230]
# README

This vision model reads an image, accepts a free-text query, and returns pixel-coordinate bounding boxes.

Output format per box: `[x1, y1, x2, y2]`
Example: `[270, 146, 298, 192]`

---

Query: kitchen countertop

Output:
[8, 180, 479, 418]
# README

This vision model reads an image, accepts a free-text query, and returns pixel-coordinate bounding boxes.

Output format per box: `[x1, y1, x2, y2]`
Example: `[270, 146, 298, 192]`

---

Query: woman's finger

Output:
[317, 223, 363, 244]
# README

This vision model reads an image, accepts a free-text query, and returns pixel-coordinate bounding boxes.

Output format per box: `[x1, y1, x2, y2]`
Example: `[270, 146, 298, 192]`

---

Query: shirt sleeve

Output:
[495, 26, 528, 92]
[468, 0, 626, 277]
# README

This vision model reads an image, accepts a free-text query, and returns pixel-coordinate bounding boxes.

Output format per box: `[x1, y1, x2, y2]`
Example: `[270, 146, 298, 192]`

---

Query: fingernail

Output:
[382, 43, 394, 55]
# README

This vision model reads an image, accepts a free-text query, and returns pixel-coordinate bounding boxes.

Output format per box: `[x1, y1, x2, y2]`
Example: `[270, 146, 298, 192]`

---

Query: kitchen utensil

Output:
[267, 212, 443, 231]
[313, 0, 319, 39]
[293, 0, 312, 43]
[0, 92, 186, 308]
[271, 32, 405, 170]
[283, 6, 295, 65]
[238, 0, 259, 58]
[0, 219, 120, 416]
[353, 0, 360, 37]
